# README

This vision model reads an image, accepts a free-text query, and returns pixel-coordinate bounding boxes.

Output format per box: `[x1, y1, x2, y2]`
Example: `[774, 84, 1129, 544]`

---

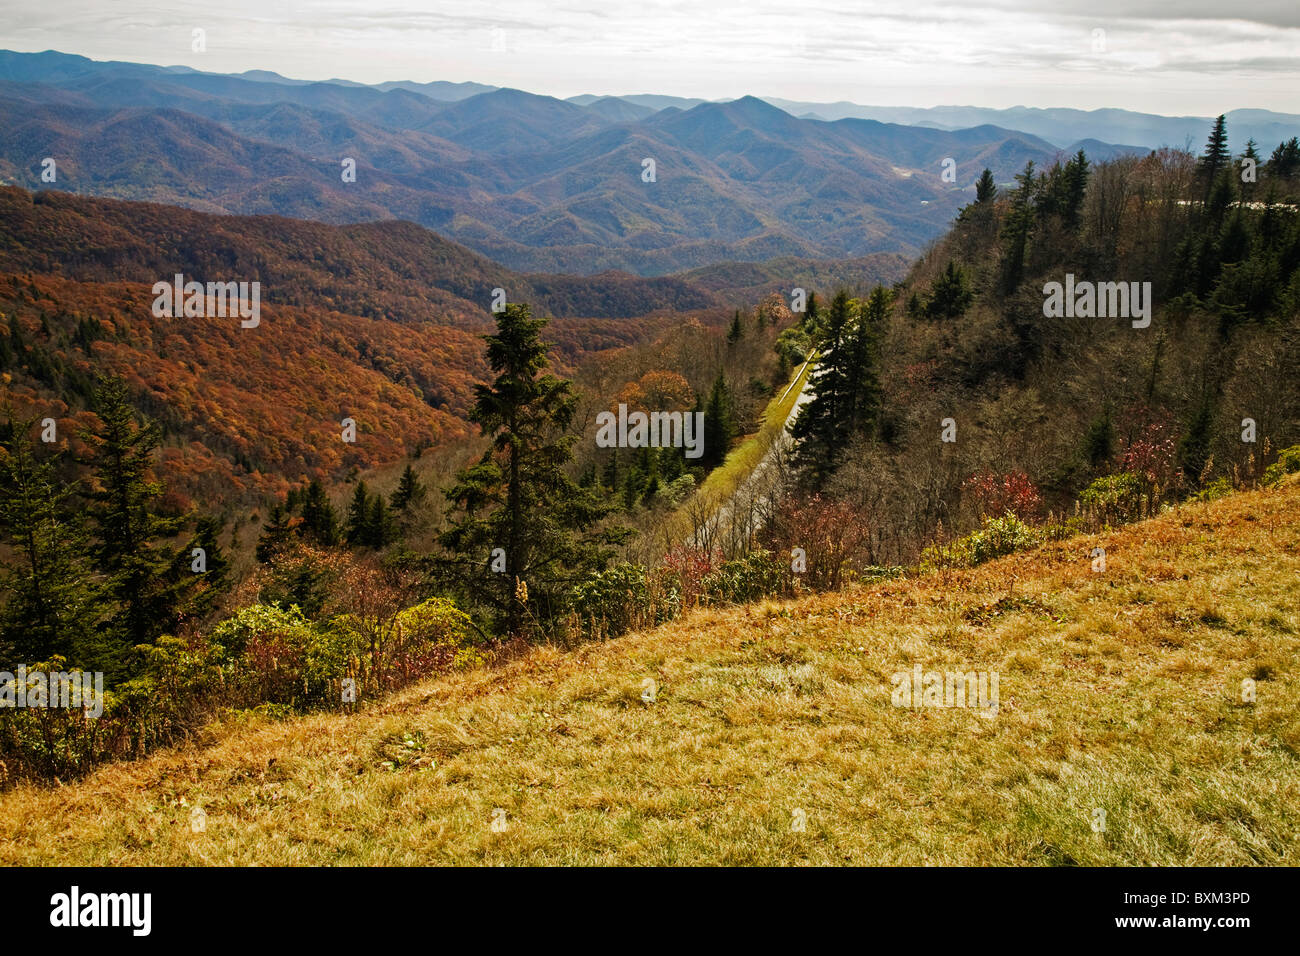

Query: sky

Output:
[2, 0, 1299, 115]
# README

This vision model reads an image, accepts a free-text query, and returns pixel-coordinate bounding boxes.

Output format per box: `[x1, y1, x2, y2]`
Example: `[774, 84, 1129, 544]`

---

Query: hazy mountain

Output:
[680, 252, 911, 305]
[418, 88, 610, 154]
[0, 50, 1160, 274]
[581, 96, 657, 123]
[761, 98, 1300, 153]
[576, 93, 712, 112]
[1062, 139, 1150, 162]
[372, 79, 497, 101]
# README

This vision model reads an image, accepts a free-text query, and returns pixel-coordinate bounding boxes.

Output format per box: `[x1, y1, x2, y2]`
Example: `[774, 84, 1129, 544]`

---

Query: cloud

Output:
[2, 0, 1298, 113]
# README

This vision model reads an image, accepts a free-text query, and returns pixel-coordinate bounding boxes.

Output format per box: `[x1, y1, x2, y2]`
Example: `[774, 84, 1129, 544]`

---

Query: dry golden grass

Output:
[2, 480, 1298, 865]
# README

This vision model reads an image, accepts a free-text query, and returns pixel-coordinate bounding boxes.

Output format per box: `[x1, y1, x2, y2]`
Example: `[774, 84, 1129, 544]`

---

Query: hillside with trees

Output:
[768, 118, 1300, 570]
[2, 116, 1298, 800]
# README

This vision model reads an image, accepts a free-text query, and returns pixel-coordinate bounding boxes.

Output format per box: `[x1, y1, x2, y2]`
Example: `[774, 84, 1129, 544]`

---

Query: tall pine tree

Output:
[441, 303, 628, 635]
[791, 290, 855, 486]
[84, 378, 186, 679]
[701, 372, 737, 471]
[0, 416, 96, 664]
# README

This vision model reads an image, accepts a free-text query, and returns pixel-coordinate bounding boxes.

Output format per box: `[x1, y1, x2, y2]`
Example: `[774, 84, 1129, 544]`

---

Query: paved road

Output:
[686, 355, 816, 553]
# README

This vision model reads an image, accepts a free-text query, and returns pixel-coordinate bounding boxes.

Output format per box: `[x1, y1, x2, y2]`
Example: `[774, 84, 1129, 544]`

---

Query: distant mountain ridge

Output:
[0, 49, 1115, 275]
[5, 50, 1291, 276]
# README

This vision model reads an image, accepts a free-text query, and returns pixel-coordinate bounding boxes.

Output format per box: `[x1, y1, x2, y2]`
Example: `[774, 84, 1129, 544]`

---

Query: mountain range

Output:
[0, 49, 1163, 277]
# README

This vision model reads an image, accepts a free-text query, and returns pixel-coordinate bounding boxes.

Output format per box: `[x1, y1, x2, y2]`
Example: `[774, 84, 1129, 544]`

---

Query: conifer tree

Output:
[1179, 394, 1216, 485]
[83, 377, 186, 678]
[184, 515, 230, 618]
[300, 478, 339, 546]
[845, 286, 888, 436]
[727, 310, 744, 344]
[256, 504, 292, 563]
[1241, 139, 1261, 201]
[701, 372, 737, 471]
[1199, 115, 1232, 196]
[390, 463, 424, 512]
[366, 495, 391, 548]
[1082, 407, 1116, 471]
[925, 262, 972, 319]
[791, 290, 855, 486]
[441, 303, 628, 635]
[1269, 137, 1300, 179]
[1062, 150, 1090, 227]
[999, 161, 1037, 294]
[0, 417, 96, 663]
[345, 481, 371, 546]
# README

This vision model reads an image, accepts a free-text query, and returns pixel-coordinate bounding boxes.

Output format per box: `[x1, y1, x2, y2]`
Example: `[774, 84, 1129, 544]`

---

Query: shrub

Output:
[964, 469, 1043, 521]
[213, 604, 321, 707]
[660, 546, 720, 612]
[701, 550, 789, 605]
[1263, 444, 1300, 486]
[1, 593, 479, 788]
[763, 493, 873, 590]
[1080, 472, 1145, 526]
[567, 564, 676, 641]
[924, 513, 1043, 569]
[392, 597, 485, 672]
[965, 513, 1043, 565]
[1190, 477, 1233, 502]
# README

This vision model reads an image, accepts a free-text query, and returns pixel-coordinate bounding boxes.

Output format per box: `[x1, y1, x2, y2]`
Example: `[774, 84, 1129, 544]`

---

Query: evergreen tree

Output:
[1179, 394, 1215, 485]
[791, 290, 855, 486]
[803, 291, 820, 333]
[0, 418, 96, 663]
[701, 372, 737, 471]
[999, 161, 1037, 294]
[184, 515, 230, 618]
[845, 286, 888, 436]
[390, 463, 424, 512]
[83, 377, 186, 679]
[440, 303, 628, 635]
[300, 478, 339, 546]
[1241, 139, 1261, 201]
[727, 310, 744, 344]
[366, 495, 391, 548]
[345, 481, 371, 546]
[925, 261, 973, 319]
[1269, 137, 1300, 179]
[1082, 407, 1115, 470]
[601, 449, 618, 491]
[975, 168, 997, 203]
[1062, 150, 1090, 227]
[1199, 115, 1231, 199]
[256, 504, 292, 563]
[7, 314, 25, 358]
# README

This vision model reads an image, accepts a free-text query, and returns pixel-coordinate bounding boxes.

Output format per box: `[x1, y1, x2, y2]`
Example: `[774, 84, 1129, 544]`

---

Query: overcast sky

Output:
[2, 1, 1299, 114]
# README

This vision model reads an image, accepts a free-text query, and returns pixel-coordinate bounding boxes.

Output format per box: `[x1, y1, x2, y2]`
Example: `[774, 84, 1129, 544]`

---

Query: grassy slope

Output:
[2, 482, 1297, 865]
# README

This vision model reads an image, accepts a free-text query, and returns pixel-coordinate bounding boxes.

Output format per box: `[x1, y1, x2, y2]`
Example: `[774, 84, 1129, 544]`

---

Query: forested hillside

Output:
[771, 121, 1300, 568]
[3, 116, 1297, 798]
[0, 187, 719, 321]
